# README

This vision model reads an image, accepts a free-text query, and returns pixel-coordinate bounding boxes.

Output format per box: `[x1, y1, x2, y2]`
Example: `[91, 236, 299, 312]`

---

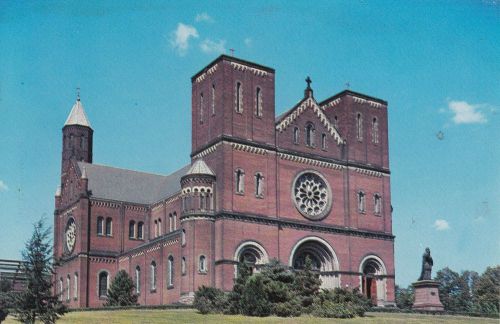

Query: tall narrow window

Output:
[181, 229, 186, 246]
[358, 191, 366, 213]
[158, 219, 162, 236]
[129, 221, 135, 239]
[255, 173, 264, 198]
[334, 115, 338, 128]
[293, 127, 299, 144]
[97, 217, 104, 235]
[66, 275, 70, 301]
[306, 123, 315, 147]
[357, 113, 363, 141]
[321, 133, 327, 150]
[135, 266, 141, 294]
[372, 117, 379, 144]
[74, 273, 78, 299]
[169, 214, 173, 232]
[256, 87, 262, 117]
[154, 220, 158, 238]
[235, 82, 243, 113]
[374, 194, 382, 215]
[235, 169, 245, 194]
[168, 256, 174, 286]
[105, 218, 112, 236]
[199, 255, 207, 272]
[98, 272, 108, 297]
[211, 84, 216, 115]
[150, 261, 157, 291]
[200, 93, 204, 123]
[173, 212, 177, 230]
[79, 136, 84, 148]
[181, 257, 186, 275]
[137, 222, 144, 240]
[59, 278, 63, 301]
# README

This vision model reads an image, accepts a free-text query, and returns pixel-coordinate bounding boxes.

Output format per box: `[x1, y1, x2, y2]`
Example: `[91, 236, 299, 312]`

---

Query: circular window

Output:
[292, 171, 332, 220]
[65, 218, 77, 254]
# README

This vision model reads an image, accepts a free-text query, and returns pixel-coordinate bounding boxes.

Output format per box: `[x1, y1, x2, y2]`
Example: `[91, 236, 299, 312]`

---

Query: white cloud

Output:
[448, 100, 487, 124]
[0, 180, 8, 192]
[200, 39, 226, 54]
[195, 12, 214, 23]
[244, 37, 252, 47]
[170, 23, 199, 56]
[433, 219, 450, 231]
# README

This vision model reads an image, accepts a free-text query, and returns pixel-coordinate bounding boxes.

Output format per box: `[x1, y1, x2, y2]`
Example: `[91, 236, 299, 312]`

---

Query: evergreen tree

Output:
[228, 262, 252, 314]
[293, 256, 321, 310]
[395, 285, 414, 310]
[105, 270, 138, 307]
[12, 218, 66, 323]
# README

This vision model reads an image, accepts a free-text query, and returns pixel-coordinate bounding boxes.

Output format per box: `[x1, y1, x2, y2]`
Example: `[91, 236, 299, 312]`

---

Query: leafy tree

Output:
[435, 267, 469, 312]
[395, 285, 414, 310]
[12, 218, 66, 323]
[474, 266, 500, 314]
[0, 280, 11, 293]
[105, 270, 138, 307]
[293, 256, 321, 311]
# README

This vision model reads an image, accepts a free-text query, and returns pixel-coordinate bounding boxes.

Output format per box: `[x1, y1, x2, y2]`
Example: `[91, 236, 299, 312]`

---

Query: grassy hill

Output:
[4, 309, 498, 323]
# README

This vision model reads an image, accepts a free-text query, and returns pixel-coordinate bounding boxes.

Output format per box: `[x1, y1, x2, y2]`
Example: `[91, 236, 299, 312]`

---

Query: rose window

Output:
[293, 172, 331, 220]
[65, 218, 76, 254]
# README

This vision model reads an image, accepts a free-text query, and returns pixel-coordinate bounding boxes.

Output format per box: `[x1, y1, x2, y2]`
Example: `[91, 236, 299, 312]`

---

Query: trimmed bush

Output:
[193, 286, 229, 314]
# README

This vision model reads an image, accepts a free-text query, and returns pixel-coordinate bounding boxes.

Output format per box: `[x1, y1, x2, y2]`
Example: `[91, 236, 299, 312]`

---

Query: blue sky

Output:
[0, 1, 499, 287]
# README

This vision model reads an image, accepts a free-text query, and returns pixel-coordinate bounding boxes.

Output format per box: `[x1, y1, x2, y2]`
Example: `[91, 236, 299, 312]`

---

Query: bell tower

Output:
[61, 93, 93, 175]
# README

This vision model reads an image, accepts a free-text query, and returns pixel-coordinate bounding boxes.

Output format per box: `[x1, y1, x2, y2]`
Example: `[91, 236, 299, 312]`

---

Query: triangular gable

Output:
[276, 97, 344, 145]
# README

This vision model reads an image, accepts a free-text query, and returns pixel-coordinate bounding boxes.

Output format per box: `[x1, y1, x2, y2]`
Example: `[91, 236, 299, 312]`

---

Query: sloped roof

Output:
[76, 162, 190, 204]
[65, 100, 92, 128]
[186, 159, 215, 176]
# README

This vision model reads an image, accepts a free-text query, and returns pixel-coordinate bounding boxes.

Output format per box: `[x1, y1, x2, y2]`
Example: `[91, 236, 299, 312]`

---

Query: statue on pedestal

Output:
[412, 247, 444, 311]
[418, 247, 433, 281]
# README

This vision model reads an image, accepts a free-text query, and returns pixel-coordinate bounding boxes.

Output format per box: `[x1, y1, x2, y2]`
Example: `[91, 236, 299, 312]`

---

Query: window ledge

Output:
[167, 285, 174, 290]
[198, 271, 208, 275]
[255, 195, 264, 199]
[150, 289, 157, 294]
[235, 191, 244, 196]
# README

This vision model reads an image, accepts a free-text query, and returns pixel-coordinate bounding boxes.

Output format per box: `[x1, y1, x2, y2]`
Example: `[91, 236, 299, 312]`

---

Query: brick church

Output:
[53, 55, 395, 308]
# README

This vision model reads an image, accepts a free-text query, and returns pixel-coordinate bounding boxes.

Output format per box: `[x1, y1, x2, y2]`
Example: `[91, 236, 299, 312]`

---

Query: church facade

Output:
[53, 55, 395, 308]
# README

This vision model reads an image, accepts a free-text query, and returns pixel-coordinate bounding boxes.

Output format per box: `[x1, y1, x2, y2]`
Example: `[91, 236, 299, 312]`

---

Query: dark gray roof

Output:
[77, 162, 190, 205]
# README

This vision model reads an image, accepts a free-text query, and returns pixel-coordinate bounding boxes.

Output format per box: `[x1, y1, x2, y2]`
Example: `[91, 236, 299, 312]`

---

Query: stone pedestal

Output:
[412, 280, 444, 311]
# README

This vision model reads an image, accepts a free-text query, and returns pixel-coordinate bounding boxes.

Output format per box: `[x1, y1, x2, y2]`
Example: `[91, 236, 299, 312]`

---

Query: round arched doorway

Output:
[234, 241, 269, 276]
[289, 237, 340, 289]
[359, 256, 387, 306]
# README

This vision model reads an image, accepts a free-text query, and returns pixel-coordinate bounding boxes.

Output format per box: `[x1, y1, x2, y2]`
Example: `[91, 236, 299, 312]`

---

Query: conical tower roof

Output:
[64, 98, 92, 128]
[186, 159, 215, 176]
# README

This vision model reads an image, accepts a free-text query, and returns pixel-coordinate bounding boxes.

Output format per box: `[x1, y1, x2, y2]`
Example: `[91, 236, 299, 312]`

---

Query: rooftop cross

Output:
[229, 48, 235, 56]
[76, 87, 80, 101]
[305, 76, 312, 89]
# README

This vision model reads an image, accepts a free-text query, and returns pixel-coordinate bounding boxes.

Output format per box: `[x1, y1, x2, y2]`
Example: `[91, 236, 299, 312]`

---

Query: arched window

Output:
[97, 217, 104, 236]
[173, 212, 177, 230]
[211, 84, 216, 115]
[357, 113, 363, 141]
[69, 134, 74, 148]
[255, 87, 262, 117]
[235, 82, 243, 113]
[135, 266, 141, 294]
[334, 115, 338, 128]
[200, 190, 206, 210]
[199, 255, 207, 272]
[235, 169, 245, 194]
[293, 127, 299, 144]
[79, 136, 84, 148]
[358, 191, 366, 213]
[374, 194, 382, 215]
[98, 271, 108, 297]
[150, 261, 157, 291]
[200, 92, 204, 123]
[255, 173, 264, 198]
[105, 218, 112, 236]
[168, 256, 174, 286]
[74, 273, 78, 300]
[154, 220, 158, 238]
[137, 222, 144, 240]
[306, 123, 315, 147]
[181, 257, 186, 275]
[372, 117, 379, 144]
[181, 229, 186, 246]
[129, 220, 135, 239]
[158, 219, 162, 236]
[169, 214, 173, 232]
[66, 275, 70, 301]
[321, 133, 327, 150]
[59, 278, 63, 301]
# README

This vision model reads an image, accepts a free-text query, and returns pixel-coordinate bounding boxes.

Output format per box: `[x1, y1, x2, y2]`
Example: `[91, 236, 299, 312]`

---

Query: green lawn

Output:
[4, 309, 499, 324]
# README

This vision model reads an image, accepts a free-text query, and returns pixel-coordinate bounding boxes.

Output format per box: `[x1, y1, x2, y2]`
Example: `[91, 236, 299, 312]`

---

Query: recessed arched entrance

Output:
[289, 237, 340, 289]
[359, 255, 387, 306]
[233, 241, 269, 276]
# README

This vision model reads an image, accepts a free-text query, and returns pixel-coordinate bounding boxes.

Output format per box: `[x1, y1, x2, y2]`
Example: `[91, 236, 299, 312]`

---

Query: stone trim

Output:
[216, 212, 395, 241]
[320, 97, 341, 110]
[89, 257, 115, 264]
[90, 200, 121, 209]
[194, 64, 218, 83]
[278, 152, 344, 171]
[192, 142, 221, 159]
[125, 205, 148, 212]
[180, 215, 215, 223]
[231, 142, 269, 155]
[230, 62, 268, 77]
[349, 167, 384, 178]
[352, 95, 383, 108]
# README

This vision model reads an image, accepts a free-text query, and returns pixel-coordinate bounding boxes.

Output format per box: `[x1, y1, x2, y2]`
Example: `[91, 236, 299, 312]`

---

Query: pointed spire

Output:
[64, 91, 92, 128]
[81, 166, 87, 179]
[55, 186, 61, 197]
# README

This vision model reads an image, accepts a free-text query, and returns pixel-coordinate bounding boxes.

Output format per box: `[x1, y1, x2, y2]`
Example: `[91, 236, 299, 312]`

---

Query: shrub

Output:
[240, 274, 272, 317]
[272, 298, 302, 317]
[312, 288, 371, 318]
[193, 286, 229, 314]
[311, 300, 356, 318]
[105, 270, 138, 307]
